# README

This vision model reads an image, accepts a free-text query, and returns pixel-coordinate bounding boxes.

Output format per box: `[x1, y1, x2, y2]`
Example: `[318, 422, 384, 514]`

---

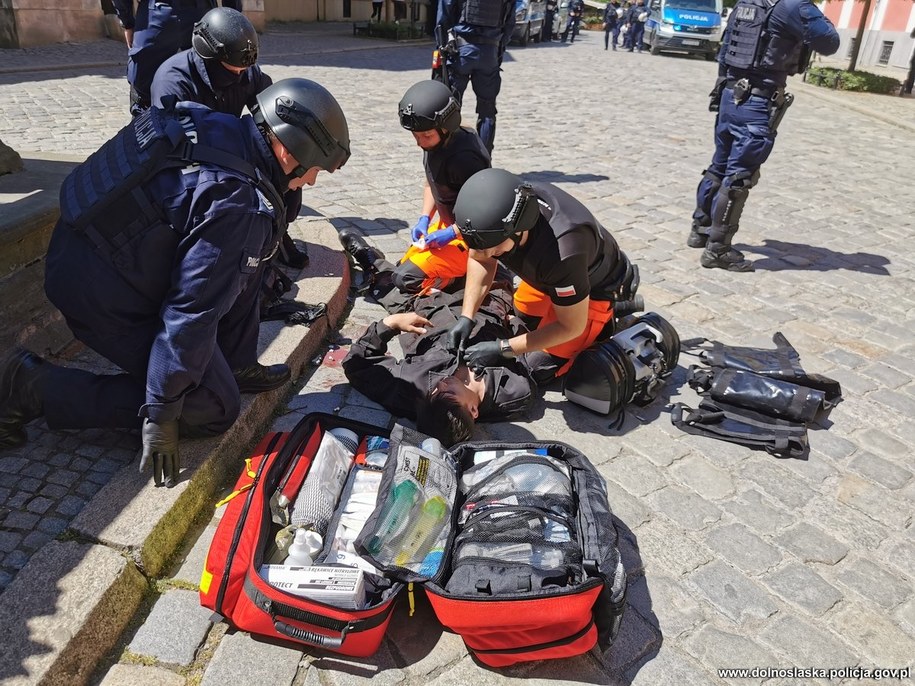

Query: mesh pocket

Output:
[460, 459, 574, 524]
[453, 508, 580, 568]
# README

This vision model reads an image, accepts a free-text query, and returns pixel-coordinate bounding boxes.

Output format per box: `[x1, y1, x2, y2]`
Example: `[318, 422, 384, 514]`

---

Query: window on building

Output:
[879, 41, 894, 65]
[846, 37, 857, 58]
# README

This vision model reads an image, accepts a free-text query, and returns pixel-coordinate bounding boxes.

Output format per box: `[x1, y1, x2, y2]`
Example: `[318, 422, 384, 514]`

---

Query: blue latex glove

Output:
[411, 215, 430, 242]
[423, 225, 459, 249]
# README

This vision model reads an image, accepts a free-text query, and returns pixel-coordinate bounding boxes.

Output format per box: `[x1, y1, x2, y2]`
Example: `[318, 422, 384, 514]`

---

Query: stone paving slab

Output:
[0, 541, 146, 686]
[128, 590, 213, 666]
[0, 20, 913, 686]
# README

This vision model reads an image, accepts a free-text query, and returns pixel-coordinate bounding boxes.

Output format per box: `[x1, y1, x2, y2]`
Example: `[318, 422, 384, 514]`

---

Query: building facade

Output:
[821, 0, 915, 72]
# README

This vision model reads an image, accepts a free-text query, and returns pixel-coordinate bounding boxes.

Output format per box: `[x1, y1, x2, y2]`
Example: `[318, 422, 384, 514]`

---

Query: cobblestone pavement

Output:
[1, 22, 913, 686]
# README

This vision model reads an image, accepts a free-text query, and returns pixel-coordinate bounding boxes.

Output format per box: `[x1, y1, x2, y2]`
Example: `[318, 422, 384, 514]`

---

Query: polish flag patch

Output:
[555, 285, 577, 298]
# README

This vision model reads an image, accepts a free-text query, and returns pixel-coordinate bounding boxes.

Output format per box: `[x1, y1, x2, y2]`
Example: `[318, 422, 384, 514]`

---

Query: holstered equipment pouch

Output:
[671, 399, 809, 459]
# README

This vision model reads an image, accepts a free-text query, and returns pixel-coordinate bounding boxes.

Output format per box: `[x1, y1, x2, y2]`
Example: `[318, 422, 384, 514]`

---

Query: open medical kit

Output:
[200, 413, 627, 666]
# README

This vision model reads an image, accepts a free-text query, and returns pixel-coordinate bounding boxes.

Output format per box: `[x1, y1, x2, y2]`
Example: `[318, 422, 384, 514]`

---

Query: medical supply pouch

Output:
[199, 413, 401, 657]
[355, 425, 627, 667]
[687, 366, 827, 423]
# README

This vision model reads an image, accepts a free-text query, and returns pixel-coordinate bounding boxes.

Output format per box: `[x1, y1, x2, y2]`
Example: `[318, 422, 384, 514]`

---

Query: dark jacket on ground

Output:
[343, 285, 536, 422]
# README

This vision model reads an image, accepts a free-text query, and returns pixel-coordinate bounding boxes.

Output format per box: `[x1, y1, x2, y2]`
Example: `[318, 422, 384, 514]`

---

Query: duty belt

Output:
[727, 78, 786, 106]
[454, 35, 501, 47]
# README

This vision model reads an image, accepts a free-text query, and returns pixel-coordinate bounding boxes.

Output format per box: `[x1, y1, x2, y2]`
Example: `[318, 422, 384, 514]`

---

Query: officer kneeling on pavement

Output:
[0, 79, 349, 488]
[340, 79, 491, 297]
[689, 0, 838, 271]
[445, 168, 641, 381]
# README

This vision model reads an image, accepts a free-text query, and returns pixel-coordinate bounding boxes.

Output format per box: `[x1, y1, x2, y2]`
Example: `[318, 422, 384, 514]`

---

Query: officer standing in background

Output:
[689, 0, 838, 271]
[543, 0, 558, 41]
[113, 0, 240, 116]
[562, 0, 585, 43]
[436, 0, 516, 153]
[445, 168, 640, 381]
[0, 80, 349, 488]
[625, 0, 649, 52]
[604, 0, 622, 50]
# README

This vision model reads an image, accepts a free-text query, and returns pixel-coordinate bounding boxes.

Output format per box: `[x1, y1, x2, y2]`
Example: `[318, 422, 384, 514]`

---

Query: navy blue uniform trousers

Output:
[695, 88, 776, 228]
[42, 227, 263, 436]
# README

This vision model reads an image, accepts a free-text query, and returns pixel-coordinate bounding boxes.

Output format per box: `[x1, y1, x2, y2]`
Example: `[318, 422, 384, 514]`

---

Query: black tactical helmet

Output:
[398, 80, 461, 135]
[453, 169, 541, 250]
[192, 7, 259, 68]
[252, 78, 351, 176]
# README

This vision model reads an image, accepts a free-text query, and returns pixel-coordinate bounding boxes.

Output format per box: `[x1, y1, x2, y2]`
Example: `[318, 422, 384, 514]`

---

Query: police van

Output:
[642, 0, 723, 59]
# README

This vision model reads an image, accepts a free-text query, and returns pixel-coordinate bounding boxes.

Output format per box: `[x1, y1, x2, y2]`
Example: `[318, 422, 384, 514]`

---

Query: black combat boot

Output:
[337, 228, 384, 275]
[700, 243, 755, 272]
[0, 349, 51, 448]
[232, 363, 291, 393]
[687, 222, 709, 248]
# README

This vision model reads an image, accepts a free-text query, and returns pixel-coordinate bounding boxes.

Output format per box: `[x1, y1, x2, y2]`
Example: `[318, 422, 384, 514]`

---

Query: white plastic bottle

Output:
[285, 529, 317, 567]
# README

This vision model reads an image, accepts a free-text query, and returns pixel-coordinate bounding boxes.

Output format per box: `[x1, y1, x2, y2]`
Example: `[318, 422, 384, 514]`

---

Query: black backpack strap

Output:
[670, 399, 808, 459]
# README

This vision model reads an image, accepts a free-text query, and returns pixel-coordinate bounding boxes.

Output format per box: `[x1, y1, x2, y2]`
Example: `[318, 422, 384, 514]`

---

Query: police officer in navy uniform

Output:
[445, 169, 640, 381]
[114, 0, 240, 116]
[604, 0, 622, 50]
[562, 0, 585, 43]
[0, 79, 349, 488]
[151, 7, 309, 269]
[543, 0, 558, 41]
[151, 7, 269, 116]
[689, 0, 838, 271]
[437, 0, 516, 153]
[625, 0, 649, 52]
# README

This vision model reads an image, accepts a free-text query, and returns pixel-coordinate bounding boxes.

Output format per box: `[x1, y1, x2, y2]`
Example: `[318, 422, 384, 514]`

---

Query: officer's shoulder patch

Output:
[735, 4, 757, 20]
[240, 250, 261, 274]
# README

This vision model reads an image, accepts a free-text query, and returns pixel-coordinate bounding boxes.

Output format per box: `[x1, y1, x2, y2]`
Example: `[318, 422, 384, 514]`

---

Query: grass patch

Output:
[806, 66, 901, 94]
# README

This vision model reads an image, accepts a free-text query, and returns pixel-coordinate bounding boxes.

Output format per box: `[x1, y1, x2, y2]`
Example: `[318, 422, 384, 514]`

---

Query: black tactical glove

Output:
[464, 339, 516, 370]
[139, 418, 180, 488]
[446, 316, 475, 353]
[708, 76, 727, 113]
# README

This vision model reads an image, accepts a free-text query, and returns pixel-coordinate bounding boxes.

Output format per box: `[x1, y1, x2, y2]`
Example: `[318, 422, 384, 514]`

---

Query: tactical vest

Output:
[723, 0, 809, 75]
[460, 0, 505, 28]
[59, 103, 286, 266]
[722, 0, 777, 71]
[424, 127, 491, 213]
